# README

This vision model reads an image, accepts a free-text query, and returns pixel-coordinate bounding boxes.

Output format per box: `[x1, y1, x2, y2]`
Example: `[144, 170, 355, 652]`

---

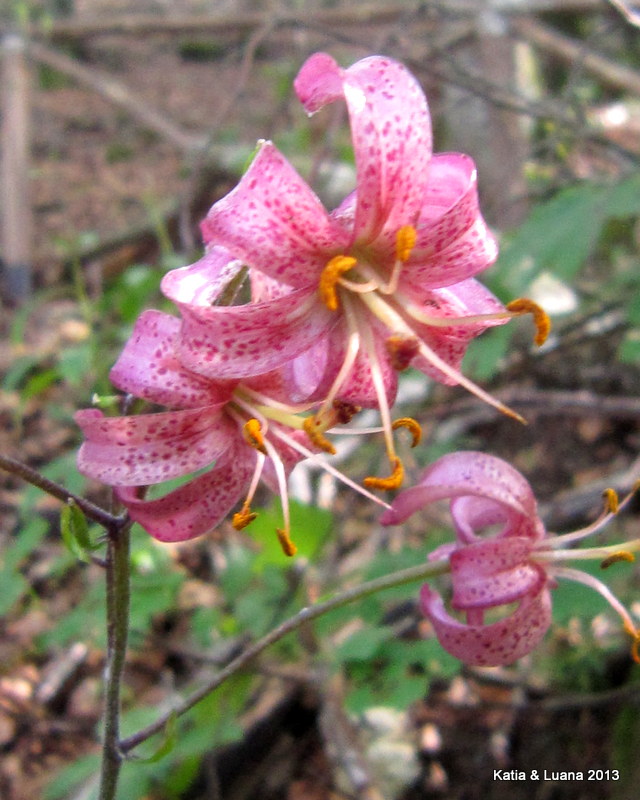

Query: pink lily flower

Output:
[162, 53, 548, 492]
[76, 310, 386, 548]
[381, 451, 640, 666]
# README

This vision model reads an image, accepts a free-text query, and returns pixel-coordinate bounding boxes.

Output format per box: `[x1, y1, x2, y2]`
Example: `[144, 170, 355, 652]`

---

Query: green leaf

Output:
[130, 711, 178, 764]
[60, 501, 97, 562]
[336, 626, 393, 663]
[43, 752, 101, 800]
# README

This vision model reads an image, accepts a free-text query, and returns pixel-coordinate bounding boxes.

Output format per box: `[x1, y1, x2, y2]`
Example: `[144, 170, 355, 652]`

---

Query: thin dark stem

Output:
[99, 519, 132, 800]
[0, 453, 125, 529]
[119, 557, 449, 754]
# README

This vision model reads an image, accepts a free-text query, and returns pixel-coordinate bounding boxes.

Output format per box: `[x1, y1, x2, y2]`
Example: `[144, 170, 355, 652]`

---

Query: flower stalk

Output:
[99, 517, 132, 800]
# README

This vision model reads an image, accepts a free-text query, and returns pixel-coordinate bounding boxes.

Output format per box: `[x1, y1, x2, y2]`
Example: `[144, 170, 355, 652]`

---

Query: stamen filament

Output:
[232, 451, 267, 531]
[261, 436, 295, 557]
[353, 296, 397, 462]
[357, 289, 526, 423]
[550, 565, 639, 661]
[544, 483, 639, 548]
[271, 426, 392, 510]
[316, 322, 361, 420]
[400, 295, 551, 348]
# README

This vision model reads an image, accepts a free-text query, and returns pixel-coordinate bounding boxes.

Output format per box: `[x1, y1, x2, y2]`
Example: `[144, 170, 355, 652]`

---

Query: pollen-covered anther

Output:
[332, 399, 361, 425]
[385, 335, 420, 371]
[277, 528, 297, 557]
[363, 456, 404, 491]
[319, 255, 358, 311]
[601, 550, 635, 569]
[243, 418, 268, 454]
[506, 298, 551, 346]
[303, 415, 336, 455]
[392, 417, 422, 447]
[396, 225, 417, 262]
[603, 487, 620, 514]
[232, 504, 258, 531]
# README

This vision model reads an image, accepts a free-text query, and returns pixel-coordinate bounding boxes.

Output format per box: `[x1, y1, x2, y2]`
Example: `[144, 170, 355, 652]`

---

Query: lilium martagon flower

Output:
[161, 53, 549, 493]
[76, 310, 390, 552]
[381, 451, 640, 667]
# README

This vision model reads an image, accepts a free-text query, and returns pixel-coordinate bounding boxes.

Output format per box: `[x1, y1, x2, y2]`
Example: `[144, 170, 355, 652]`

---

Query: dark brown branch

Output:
[26, 39, 206, 153]
[512, 17, 640, 96]
[26, 1, 608, 41]
[0, 453, 125, 530]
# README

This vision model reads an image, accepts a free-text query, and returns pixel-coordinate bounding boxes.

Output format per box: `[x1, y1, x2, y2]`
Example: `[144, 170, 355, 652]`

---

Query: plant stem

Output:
[98, 518, 132, 800]
[119, 556, 449, 754]
[0, 453, 123, 529]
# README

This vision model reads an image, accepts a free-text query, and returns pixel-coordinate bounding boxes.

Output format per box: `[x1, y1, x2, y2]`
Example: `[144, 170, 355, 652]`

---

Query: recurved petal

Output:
[420, 583, 552, 666]
[161, 246, 246, 306]
[171, 285, 335, 380]
[198, 141, 348, 288]
[404, 153, 498, 288]
[75, 406, 235, 486]
[379, 451, 542, 530]
[117, 450, 254, 542]
[295, 53, 432, 244]
[450, 538, 545, 609]
[109, 310, 234, 408]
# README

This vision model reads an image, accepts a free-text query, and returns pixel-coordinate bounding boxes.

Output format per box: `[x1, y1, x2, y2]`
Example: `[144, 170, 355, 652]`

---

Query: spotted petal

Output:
[117, 449, 254, 542]
[406, 279, 507, 385]
[198, 142, 348, 288]
[295, 53, 432, 244]
[109, 309, 233, 408]
[75, 406, 235, 486]
[420, 583, 552, 666]
[449, 537, 545, 610]
[380, 451, 542, 536]
[404, 153, 498, 289]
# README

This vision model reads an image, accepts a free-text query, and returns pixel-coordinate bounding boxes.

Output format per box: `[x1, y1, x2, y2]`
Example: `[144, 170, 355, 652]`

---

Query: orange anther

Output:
[385, 335, 420, 371]
[232, 505, 257, 530]
[602, 488, 620, 514]
[506, 298, 551, 346]
[277, 528, 297, 557]
[303, 415, 336, 455]
[600, 551, 635, 569]
[364, 457, 404, 491]
[242, 418, 267, 454]
[396, 225, 417, 262]
[319, 255, 357, 311]
[392, 417, 422, 447]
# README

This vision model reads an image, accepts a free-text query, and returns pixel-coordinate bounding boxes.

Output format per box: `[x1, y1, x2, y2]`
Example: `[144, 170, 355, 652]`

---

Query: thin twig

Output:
[0, 453, 125, 529]
[119, 557, 449, 754]
[511, 17, 640, 96]
[26, 39, 205, 153]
